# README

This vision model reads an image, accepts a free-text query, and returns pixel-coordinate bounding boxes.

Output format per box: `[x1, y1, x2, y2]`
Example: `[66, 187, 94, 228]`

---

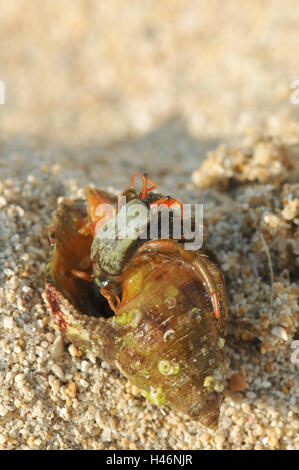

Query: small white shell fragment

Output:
[0, 405, 8, 417]
[23, 323, 36, 335]
[81, 360, 90, 373]
[86, 352, 96, 364]
[14, 374, 25, 384]
[51, 364, 65, 381]
[68, 344, 82, 357]
[101, 361, 111, 371]
[3, 316, 13, 329]
[221, 416, 232, 429]
[49, 335, 64, 359]
[271, 326, 288, 341]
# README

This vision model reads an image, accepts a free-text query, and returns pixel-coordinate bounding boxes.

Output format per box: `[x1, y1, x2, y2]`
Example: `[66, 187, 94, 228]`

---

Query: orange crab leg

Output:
[150, 196, 184, 219]
[131, 173, 157, 200]
[137, 240, 221, 319]
[100, 287, 121, 313]
[211, 293, 220, 319]
[192, 258, 221, 319]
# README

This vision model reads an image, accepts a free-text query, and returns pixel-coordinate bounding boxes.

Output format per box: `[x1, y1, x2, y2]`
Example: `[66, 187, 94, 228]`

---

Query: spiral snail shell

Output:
[43, 174, 228, 429]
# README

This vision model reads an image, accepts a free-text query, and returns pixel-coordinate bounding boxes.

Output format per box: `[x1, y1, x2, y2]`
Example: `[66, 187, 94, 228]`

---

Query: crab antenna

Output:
[131, 173, 143, 188]
[131, 173, 157, 200]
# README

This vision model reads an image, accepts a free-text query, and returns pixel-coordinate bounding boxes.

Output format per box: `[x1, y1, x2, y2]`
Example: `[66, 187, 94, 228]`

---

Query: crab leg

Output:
[192, 258, 221, 319]
[150, 196, 184, 219]
[100, 287, 121, 313]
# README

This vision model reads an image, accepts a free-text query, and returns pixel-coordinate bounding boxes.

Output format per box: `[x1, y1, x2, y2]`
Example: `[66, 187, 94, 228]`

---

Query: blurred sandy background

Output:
[1, 0, 299, 183]
[0, 0, 298, 450]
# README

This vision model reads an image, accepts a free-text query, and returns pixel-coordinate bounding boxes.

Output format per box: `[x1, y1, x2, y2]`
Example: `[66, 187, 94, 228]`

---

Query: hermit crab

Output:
[43, 174, 228, 429]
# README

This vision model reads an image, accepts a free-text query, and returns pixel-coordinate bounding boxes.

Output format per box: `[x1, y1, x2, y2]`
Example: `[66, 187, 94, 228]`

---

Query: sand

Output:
[0, 0, 298, 450]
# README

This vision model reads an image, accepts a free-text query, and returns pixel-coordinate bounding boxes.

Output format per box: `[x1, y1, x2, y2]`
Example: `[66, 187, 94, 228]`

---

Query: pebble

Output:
[271, 327, 288, 341]
[261, 380, 271, 388]
[49, 336, 64, 359]
[0, 196, 7, 208]
[229, 373, 247, 392]
[221, 416, 232, 429]
[3, 317, 13, 329]
[68, 345, 83, 357]
[65, 382, 77, 398]
[81, 361, 90, 373]
[14, 374, 25, 383]
[0, 405, 8, 417]
[51, 364, 65, 381]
